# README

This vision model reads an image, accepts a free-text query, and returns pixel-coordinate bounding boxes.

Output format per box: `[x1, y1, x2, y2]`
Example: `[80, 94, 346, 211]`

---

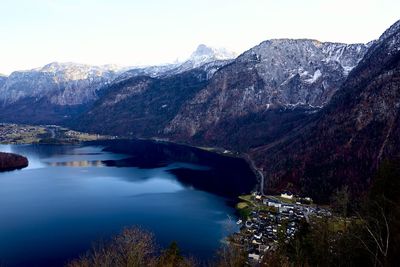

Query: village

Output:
[233, 191, 332, 264]
[0, 123, 108, 144]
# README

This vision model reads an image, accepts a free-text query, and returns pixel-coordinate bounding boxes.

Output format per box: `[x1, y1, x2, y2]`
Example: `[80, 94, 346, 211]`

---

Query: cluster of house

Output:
[0, 123, 38, 142]
[233, 192, 331, 264]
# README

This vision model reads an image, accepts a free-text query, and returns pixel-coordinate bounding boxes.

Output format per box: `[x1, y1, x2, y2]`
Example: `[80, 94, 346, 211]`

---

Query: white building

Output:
[280, 192, 293, 199]
[248, 253, 260, 261]
[267, 201, 281, 208]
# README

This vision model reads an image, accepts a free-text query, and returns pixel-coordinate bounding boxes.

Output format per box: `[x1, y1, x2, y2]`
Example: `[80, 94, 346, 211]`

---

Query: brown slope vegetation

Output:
[0, 152, 28, 171]
[73, 69, 209, 137]
[251, 20, 400, 202]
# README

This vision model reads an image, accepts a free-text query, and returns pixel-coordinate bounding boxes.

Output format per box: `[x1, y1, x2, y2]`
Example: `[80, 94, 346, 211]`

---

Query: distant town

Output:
[233, 191, 332, 264]
[0, 123, 110, 144]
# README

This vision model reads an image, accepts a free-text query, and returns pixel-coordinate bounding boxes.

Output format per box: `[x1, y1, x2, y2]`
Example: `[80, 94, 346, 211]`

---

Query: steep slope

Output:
[170, 44, 236, 74]
[0, 75, 6, 88]
[74, 39, 368, 151]
[164, 40, 368, 149]
[0, 62, 119, 106]
[114, 44, 236, 82]
[251, 20, 400, 202]
[0, 45, 235, 125]
[0, 63, 120, 124]
[73, 69, 209, 137]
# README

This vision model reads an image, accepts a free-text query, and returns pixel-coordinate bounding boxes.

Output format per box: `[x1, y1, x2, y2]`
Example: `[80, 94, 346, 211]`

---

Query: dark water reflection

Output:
[0, 140, 256, 267]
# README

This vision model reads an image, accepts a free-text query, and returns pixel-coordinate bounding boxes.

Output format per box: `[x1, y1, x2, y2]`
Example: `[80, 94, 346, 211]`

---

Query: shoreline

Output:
[132, 136, 265, 194]
[0, 122, 264, 195]
[0, 128, 265, 194]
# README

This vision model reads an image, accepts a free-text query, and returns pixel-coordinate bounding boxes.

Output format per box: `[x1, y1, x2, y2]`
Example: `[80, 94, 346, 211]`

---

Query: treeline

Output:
[0, 152, 28, 171]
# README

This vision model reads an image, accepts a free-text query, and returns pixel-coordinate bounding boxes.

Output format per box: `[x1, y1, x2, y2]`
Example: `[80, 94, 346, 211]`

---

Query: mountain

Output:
[73, 69, 209, 137]
[0, 74, 6, 88]
[114, 44, 236, 82]
[74, 39, 368, 153]
[0, 62, 120, 106]
[164, 40, 368, 149]
[0, 63, 121, 124]
[180, 44, 237, 69]
[3, 27, 397, 204]
[250, 20, 400, 202]
[0, 45, 235, 125]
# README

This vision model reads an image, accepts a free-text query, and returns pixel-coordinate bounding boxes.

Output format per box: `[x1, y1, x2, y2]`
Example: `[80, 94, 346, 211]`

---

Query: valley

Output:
[0, 12, 399, 266]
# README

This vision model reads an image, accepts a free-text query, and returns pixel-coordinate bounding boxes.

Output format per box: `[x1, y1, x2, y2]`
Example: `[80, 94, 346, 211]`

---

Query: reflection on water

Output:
[0, 140, 256, 267]
[46, 160, 105, 167]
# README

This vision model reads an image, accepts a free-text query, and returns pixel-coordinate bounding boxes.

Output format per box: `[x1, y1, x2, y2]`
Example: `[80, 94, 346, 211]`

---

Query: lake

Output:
[0, 140, 257, 267]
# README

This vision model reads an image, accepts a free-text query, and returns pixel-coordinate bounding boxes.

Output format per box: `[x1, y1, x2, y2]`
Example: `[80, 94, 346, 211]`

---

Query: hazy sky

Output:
[0, 0, 399, 74]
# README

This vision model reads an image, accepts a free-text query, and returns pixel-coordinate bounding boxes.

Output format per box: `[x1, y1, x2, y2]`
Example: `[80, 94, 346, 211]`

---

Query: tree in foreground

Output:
[67, 227, 157, 267]
[67, 227, 198, 267]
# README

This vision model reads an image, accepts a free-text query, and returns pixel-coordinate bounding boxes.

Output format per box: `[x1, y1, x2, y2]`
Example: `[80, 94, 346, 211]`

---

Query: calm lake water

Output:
[0, 140, 256, 267]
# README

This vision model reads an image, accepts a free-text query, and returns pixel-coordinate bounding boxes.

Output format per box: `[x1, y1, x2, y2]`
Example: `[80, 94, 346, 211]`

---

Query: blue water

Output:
[0, 141, 256, 267]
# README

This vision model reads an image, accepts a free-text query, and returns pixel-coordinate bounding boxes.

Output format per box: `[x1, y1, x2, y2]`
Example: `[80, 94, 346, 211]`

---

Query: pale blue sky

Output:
[0, 0, 399, 74]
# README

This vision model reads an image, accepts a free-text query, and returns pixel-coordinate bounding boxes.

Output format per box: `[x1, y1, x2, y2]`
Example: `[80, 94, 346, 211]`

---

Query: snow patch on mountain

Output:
[305, 69, 322, 84]
[114, 44, 236, 82]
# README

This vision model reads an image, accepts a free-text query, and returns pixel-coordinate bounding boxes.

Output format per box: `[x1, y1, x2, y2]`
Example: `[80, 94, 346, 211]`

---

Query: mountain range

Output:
[1, 20, 399, 202]
[0, 44, 235, 124]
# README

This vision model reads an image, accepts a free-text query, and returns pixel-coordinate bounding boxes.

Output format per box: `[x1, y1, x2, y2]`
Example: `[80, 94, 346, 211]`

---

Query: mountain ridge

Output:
[2, 27, 399, 202]
[0, 44, 235, 124]
[163, 39, 369, 148]
[250, 19, 400, 202]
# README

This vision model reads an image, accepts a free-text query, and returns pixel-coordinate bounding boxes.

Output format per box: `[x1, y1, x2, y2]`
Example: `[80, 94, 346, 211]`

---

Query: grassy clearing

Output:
[273, 195, 297, 204]
[236, 202, 249, 209]
[238, 194, 253, 203]
[236, 204, 252, 219]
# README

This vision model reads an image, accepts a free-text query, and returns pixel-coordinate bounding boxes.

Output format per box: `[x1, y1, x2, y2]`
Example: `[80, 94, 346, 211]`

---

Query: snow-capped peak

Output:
[38, 62, 123, 73]
[188, 44, 237, 66]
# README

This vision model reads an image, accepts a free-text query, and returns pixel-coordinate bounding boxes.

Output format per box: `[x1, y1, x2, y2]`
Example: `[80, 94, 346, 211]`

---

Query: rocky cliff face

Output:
[0, 75, 6, 89]
[0, 62, 120, 106]
[0, 63, 121, 124]
[164, 40, 368, 147]
[251, 20, 400, 202]
[114, 44, 236, 82]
